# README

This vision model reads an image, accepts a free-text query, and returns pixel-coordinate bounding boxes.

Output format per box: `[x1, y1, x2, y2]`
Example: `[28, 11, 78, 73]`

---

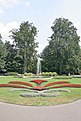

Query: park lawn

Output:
[0, 76, 81, 106]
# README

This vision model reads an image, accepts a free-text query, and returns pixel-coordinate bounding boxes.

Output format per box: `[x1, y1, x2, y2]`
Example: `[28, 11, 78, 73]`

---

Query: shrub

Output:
[41, 72, 57, 77]
[41, 72, 45, 76]
[52, 76, 73, 79]
[7, 72, 18, 76]
[49, 72, 53, 76]
[52, 72, 57, 76]
[24, 73, 33, 76]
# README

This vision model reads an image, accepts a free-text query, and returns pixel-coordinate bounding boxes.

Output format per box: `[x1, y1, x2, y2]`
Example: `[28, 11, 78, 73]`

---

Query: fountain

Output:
[37, 57, 42, 76]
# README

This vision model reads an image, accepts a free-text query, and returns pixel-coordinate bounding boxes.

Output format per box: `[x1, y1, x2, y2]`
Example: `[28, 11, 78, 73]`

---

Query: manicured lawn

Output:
[0, 76, 81, 106]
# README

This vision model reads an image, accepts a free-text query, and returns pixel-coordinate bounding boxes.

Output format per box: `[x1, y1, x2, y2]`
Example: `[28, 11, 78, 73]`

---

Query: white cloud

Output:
[75, 22, 81, 29]
[25, 1, 30, 7]
[75, 22, 81, 47]
[0, 0, 30, 14]
[0, 0, 21, 15]
[0, 0, 20, 7]
[0, 7, 4, 14]
[0, 0, 30, 8]
[21, 1, 30, 9]
[74, 22, 81, 38]
[0, 22, 20, 42]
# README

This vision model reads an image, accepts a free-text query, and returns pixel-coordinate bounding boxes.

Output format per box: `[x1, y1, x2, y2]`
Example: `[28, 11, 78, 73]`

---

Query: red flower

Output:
[44, 81, 70, 87]
[51, 84, 81, 88]
[32, 86, 46, 91]
[30, 79, 47, 85]
[1, 80, 81, 91]
[9, 81, 33, 87]
[0, 84, 27, 88]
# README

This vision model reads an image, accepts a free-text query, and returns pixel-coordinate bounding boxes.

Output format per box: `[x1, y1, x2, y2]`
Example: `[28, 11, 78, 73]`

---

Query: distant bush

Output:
[24, 73, 33, 76]
[52, 72, 57, 76]
[41, 72, 57, 77]
[52, 76, 73, 79]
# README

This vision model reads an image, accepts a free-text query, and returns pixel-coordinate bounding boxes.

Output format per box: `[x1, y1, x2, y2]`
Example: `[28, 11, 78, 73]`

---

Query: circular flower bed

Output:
[0, 79, 81, 97]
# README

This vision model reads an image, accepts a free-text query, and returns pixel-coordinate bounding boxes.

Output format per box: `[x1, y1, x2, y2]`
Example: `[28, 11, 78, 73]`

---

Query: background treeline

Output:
[0, 18, 81, 75]
[0, 21, 38, 74]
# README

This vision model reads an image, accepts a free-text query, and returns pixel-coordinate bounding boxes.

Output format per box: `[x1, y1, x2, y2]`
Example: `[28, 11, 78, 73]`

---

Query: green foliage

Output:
[52, 75, 73, 79]
[8, 21, 38, 73]
[41, 72, 57, 77]
[42, 18, 81, 75]
[24, 73, 33, 76]
[7, 72, 18, 76]
[5, 41, 20, 73]
[0, 34, 6, 68]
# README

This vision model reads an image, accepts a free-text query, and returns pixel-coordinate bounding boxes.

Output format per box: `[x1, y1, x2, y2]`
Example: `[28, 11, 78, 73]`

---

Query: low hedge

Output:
[24, 73, 33, 76]
[7, 72, 18, 76]
[41, 72, 57, 77]
[52, 76, 73, 79]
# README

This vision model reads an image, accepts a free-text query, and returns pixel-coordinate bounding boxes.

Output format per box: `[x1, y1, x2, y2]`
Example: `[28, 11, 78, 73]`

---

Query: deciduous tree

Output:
[0, 34, 6, 69]
[10, 21, 38, 73]
[42, 18, 81, 75]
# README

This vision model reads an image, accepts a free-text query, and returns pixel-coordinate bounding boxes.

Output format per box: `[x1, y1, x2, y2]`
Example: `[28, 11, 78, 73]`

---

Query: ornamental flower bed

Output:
[9, 81, 33, 87]
[51, 84, 81, 88]
[1, 80, 81, 90]
[31, 86, 46, 91]
[1, 79, 81, 97]
[44, 81, 70, 87]
[0, 84, 27, 88]
[30, 79, 47, 85]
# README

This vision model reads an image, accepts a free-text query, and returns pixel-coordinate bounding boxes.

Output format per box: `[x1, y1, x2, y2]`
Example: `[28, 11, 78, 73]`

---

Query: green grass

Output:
[0, 76, 81, 106]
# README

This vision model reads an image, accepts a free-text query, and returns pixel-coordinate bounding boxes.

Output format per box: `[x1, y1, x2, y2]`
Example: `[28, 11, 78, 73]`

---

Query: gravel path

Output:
[0, 100, 81, 121]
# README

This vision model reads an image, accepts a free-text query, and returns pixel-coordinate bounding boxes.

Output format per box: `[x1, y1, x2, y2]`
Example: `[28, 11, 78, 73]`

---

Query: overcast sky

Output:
[0, 0, 81, 53]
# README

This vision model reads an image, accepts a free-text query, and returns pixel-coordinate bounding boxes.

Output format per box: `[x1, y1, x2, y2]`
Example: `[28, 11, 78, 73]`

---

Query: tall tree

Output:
[42, 18, 81, 75]
[0, 34, 6, 69]
[10, 21, 38, 73]
[5, 41, 23, 73]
